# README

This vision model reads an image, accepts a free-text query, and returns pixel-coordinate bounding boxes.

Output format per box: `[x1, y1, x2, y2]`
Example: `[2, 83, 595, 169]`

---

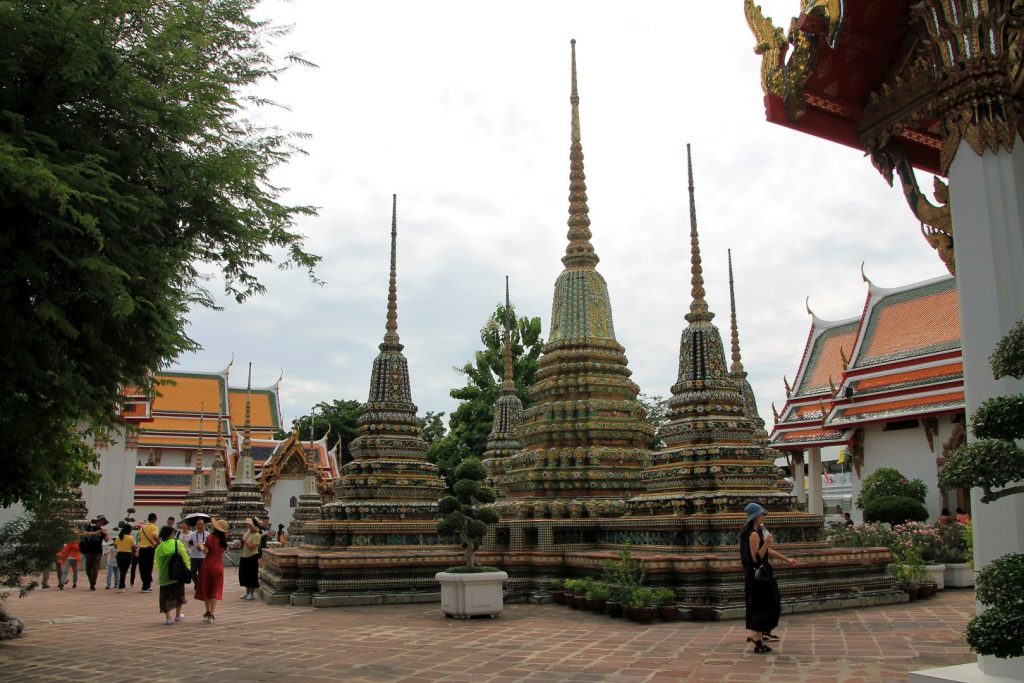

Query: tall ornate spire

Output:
[240, 363, 253, 466]
[685, 144, 713, 323]
[383, 193, 401, 349]
[195, 402, 205, 471]
[562, 39, 599, 271]
[728, 249, 744, 374]
[501, 275, 515, 391]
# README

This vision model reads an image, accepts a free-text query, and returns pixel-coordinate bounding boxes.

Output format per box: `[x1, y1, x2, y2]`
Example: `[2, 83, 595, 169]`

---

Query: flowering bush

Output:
[827, 521, 966, 564]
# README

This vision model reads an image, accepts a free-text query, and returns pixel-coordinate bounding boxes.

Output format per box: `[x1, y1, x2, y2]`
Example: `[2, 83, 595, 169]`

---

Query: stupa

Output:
[480, 277, 524, 495]
[491, 40, 656, 520]
[201, 429, 230, 518]
[221, 363, 269, 538]
[180, 406, 209, 517]
[627, 147, 793, 518]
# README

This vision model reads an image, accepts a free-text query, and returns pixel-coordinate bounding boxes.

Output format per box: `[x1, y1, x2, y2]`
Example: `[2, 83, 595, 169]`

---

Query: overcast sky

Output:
[174, 1, 947, 431]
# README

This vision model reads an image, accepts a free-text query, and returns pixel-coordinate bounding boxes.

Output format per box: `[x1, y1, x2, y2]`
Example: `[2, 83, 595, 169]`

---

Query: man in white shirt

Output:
[185, 518, 208, 586]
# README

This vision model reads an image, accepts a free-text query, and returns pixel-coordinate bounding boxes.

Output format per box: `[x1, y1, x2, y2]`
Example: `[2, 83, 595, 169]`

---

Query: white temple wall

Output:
[266, 479, 304, 531]
[82, 425, 136, 522]
[851, 422, 943, 523]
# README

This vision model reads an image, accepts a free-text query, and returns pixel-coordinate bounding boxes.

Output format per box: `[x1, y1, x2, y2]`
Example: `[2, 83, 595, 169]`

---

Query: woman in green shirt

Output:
[154, 525, 191, 625]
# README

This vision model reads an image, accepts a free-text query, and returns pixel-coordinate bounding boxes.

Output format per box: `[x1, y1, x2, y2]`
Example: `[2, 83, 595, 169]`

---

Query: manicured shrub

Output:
[856, 467, 927, 510]
[862, 495, 929, 526]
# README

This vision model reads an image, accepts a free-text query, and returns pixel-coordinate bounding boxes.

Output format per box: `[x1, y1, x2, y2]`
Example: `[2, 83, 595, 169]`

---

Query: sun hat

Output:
[745, 502, 768, 524]
[212, 519, 229, 533]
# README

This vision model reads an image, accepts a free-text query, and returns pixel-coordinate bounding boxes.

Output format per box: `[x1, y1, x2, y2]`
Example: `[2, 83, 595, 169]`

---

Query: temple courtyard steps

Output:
[0, 566, 976, 682]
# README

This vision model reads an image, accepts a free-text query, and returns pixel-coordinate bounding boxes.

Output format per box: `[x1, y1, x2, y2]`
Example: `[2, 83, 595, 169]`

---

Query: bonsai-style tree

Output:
[437, 457, 498, 571]
[939, 319, 1024, 659]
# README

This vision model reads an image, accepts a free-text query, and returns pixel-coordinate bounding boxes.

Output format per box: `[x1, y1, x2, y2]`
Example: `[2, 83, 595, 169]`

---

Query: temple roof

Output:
[228, 387, 281, 434]
[133, 467, 194, 505]
[771, 272, 963, 449]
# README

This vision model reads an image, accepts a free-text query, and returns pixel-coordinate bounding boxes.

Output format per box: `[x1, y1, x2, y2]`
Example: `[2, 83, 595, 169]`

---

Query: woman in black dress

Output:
[741, 502, 799, 653]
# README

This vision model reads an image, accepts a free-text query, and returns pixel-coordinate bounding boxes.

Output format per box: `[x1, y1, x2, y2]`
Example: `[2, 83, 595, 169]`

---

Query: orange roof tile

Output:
[151, 373, 225, 414]
[854, 361, 962, 393]
[858, 280, 959, 366]
[835, 390, 964, 421]
[228, 389, 279, 431]
[798, 325, 858, 396]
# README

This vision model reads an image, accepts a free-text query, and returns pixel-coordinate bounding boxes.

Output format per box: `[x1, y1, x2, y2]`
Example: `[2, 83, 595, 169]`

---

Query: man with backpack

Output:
[80, 515, 109, 591]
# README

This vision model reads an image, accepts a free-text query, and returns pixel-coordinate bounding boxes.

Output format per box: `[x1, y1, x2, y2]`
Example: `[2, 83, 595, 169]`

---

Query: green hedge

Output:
[862, 495, 929, 525]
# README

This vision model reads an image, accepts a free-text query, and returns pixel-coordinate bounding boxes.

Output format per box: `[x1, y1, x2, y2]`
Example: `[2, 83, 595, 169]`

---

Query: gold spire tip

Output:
[563, 39, 598, 270]
[685, 144, 712, 323]
[384, 194, 401, 346]
[728, 248, 744, 373]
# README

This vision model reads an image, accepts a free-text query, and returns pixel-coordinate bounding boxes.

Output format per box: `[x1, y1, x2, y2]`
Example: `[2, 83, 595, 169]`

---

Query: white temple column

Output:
[791, 451, 806, 507]
[948, 136, 1024, 680]
[806, 447, 823, 516]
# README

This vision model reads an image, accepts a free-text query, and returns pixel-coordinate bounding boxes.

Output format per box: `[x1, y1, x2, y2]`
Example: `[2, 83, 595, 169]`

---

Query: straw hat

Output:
[212, 519, 229, 533]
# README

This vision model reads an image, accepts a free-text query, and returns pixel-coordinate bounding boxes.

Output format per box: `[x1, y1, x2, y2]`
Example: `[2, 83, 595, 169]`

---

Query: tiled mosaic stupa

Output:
[200, 429, 230, 518]
[626, 147, 793, 518]
[286, 427, 327, 545]
[180, 407, 209, 517]
[480, 277, 524, 495]
[491, 40, 656, 519]
[221, 364, 269, 538]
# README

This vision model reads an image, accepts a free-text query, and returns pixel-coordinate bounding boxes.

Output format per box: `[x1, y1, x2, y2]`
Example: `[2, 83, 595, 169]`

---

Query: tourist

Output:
[740, 502, 799, 654]
[186, 519, 209, 586]
[103, 534, 119, 590]
[167, 516, 183, 540]
[153, 525, 191, 625]
[196, 519, 228, 622]
[138, 513, 160, 593]
[114, 522, 136, 592]
[259, 516, 271, 561]
[955, 507, 971, 524]
[80, 515, 109, 591]
[128, 524, 140, 586]
[56, 539, 80, 590]
[276, 524, 288, 545]
[937, 508, 953, 525]
[239, 517, 261, 600]
[843, 513, 854, 527]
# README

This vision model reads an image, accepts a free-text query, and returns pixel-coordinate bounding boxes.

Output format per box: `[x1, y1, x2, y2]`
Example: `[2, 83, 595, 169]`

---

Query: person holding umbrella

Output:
[195, 519, 228, 621]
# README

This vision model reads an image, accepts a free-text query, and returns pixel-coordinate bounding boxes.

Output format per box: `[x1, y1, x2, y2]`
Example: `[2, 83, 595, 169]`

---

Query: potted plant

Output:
[936, 522, 973, 587]
[435, 458, 506, 618]
[652, 587, 678, 621]
[563, 579, 584, 609]
[585, 583, 609, 614]
[891, 559, 918, 601]
[574, 577, 594, 608]
[601, 544, 644, 620]
[626, 587, 656, 624]
[550, 578, 566, 604]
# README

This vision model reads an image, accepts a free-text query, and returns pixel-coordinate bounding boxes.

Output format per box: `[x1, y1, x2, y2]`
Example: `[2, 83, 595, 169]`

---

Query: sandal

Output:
[752, 640, 773, 654]
[763, 632, 779, 642]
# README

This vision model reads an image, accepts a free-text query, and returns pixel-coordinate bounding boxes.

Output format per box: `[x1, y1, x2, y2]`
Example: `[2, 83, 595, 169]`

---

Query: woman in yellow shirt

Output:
[238, 517, 261, 601]
[114, 523, 136, 592]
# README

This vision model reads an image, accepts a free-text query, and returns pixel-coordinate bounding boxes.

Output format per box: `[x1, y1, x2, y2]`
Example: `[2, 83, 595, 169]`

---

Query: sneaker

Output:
[245, 594, 255, 601]
[105, 586, 110, 590]
[141, 588, 152, 593]
[175, 615, 186, 622]
[240, 593, 249, 599]
[90, 586, 96, 591]
[164, 618, 173, 625]
[118, 588, 125, 593]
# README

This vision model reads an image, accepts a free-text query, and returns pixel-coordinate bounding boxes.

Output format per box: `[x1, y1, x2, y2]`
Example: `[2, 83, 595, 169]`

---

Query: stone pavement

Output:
[0, 567, 976, 683]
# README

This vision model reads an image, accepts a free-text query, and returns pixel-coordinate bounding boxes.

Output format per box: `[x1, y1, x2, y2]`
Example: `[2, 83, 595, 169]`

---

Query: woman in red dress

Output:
[196, 518, 228, 622]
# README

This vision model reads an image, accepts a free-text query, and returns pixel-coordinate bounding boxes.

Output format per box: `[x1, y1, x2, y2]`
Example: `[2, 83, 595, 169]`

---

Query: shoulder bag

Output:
[167, 540, 192, 584]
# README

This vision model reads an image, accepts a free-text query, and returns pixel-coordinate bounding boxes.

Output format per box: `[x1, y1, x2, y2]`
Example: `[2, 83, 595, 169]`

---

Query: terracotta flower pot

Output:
[552, 590, 566, 605]
[606, 600, 623, 618]
[588, 598, 607, 614]
[565, 594, 578, 609]
[624, 605, 637, 621]
[902, 586, 918, 601]
[658, 604, 679, 622]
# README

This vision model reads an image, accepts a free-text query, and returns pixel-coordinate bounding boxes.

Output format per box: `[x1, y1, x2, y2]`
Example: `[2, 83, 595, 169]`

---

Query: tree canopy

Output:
[279, 400, 360, 465]
[0, 0, 319, 507]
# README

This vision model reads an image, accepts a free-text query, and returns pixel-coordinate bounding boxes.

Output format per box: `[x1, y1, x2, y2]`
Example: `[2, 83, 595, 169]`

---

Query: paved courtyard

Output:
[0, 568, 976, 683]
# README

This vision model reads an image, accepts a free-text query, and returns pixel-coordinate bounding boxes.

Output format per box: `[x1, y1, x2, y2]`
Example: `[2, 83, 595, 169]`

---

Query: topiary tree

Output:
[938, 319, 1024, 659]
[437, 457, 499, 571]
[856, 467, 928, 510]
[862, 495, 930, 525]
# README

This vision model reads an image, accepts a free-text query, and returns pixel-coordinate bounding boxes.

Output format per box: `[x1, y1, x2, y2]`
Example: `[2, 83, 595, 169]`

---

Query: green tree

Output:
[418, 411, 447, 445]
[637, 393, 668, 450]
[855, 467, 927, 510]
[0, 1, 320, 507]
[437, 458, 499, 570]
[279, 400, 361, 466]
[448, 303, 543, 457]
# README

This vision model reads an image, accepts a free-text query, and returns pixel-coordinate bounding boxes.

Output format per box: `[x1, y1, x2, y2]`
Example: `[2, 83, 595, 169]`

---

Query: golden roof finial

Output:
[783, 374, 792, 397]
[241, 363, 252, 460]
[839, 345, 850, 369]
[502, 275, 516, 392]
[383, 194, 401, 347]
[728, 248, 744, 374]
[562, 39, 599, 271]
[771, 401, 780, 422]
[829, 375, 838, 398]
[685, 144, 713, 323]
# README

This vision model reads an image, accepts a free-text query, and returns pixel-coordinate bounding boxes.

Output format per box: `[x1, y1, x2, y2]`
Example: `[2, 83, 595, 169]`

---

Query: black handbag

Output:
[753, 562, 774, 585]
[168, 540, 192, 584]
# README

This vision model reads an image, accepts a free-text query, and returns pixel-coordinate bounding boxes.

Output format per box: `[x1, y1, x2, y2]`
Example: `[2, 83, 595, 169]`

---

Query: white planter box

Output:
[924, 564, 946, 590]
[436, 571, 508, 619]
[943, 563, 975, 588]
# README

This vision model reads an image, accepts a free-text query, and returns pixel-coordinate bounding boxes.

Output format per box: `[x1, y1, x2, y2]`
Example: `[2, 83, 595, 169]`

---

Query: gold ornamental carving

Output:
[744, 0, 821, 121]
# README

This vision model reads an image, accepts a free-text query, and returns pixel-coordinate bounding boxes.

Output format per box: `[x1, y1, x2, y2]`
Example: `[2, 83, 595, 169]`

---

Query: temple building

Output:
[771, 273, 965, 521]
[744, 2, 1022, 676]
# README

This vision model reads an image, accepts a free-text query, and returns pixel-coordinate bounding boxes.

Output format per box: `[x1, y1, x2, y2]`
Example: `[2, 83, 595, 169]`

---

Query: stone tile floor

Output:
[0, 568, 976, 682]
